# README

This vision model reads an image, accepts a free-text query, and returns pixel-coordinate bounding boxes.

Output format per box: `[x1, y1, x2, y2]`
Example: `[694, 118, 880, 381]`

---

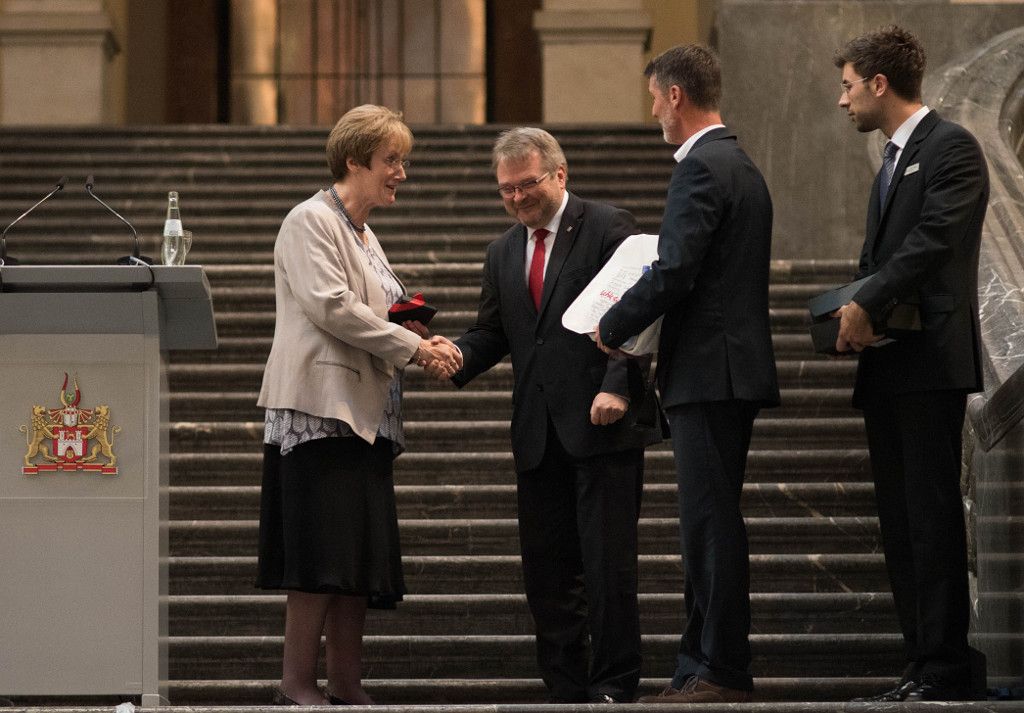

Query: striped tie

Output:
[878, 141, 899, 205]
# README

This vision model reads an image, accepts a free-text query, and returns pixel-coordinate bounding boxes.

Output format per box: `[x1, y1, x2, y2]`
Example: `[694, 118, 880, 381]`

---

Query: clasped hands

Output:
[833, 301, 883, 353]
[415, 336, 462, 379]
[401, 320, 462, 379]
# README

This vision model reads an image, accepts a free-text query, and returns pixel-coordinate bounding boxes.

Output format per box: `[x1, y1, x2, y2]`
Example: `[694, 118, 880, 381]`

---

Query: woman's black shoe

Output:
[271, 688, 300, 705]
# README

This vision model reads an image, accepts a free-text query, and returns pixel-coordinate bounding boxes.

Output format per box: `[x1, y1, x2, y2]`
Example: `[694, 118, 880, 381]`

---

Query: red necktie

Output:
[528, 228, 549, 310]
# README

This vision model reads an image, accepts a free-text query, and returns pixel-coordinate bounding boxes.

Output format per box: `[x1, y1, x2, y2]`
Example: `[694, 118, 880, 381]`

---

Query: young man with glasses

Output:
[429, 127, 659, 704]
[832, 25, 989, 702]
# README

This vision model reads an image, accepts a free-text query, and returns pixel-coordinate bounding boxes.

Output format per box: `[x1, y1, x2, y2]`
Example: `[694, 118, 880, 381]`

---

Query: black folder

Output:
[807, 275, 920, 355]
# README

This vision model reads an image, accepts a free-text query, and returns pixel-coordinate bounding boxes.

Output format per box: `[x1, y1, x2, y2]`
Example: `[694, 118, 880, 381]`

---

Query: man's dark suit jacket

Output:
[599, 128, 779, 409]
[851, 110, 988, 407]
[452, 192, 656, 473]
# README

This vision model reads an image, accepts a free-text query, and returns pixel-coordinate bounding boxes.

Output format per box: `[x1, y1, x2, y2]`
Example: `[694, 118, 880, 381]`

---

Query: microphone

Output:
[85, 175, 152, 265]
[0, 176, 67, 266]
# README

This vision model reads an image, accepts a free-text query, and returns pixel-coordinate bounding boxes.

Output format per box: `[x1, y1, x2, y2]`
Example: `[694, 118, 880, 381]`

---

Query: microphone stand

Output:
[0, 176, 67, 266]
[85, 175, 154, 267]
[84, 176, 155, 291]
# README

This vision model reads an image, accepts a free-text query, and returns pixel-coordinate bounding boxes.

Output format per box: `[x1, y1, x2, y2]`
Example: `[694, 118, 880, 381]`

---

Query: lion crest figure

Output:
[81, 405, 121, 468]
[19, 405, 59, 467]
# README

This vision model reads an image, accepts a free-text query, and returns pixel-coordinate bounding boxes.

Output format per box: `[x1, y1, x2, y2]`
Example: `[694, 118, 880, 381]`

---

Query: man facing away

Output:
[597, 45, 779, 703]
[428, 127, 659, 703]
[833, 25, 988, 702]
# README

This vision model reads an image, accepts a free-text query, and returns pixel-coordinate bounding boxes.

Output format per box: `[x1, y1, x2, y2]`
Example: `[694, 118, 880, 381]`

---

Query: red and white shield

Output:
[54, 425, 89, 461]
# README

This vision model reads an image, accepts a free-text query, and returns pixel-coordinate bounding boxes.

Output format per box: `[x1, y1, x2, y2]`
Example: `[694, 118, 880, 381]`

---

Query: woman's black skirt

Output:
[256, 435, 405, 609]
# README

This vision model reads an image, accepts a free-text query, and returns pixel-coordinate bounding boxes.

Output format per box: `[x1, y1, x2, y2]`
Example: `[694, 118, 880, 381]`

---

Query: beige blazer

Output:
[257, 190, 420, 444]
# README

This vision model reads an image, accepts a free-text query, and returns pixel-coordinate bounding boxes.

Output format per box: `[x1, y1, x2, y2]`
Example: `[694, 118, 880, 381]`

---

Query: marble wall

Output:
[716, 0, 1024, 260]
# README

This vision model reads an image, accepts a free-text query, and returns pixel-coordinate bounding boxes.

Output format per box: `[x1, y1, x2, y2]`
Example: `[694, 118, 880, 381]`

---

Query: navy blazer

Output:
[851, 110, 988, 406]
[599, 128, 779, 410]
[453, 192, 657, 472]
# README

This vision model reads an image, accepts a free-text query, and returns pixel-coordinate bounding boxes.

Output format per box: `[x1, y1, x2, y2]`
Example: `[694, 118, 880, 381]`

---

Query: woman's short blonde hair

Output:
[326, 105, 413, 180]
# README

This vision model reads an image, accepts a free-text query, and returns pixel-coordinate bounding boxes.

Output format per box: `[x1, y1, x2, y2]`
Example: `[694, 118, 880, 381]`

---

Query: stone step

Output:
[169, 591, 898, 637]
[4, 204, 671, 234]
[0, 195, 673, 222]
[169, 553, 891, 595]
[190, 303, 823, 333]
[173, 333, 825, 367]
[170, 481, 879, 520]
[0, 169, 674, 192]
[192, 261, 858, 289]
[170, 449, 872, 486]
[168, 516, 882, 557]
[169, 386, 858, 421]
[14, 683, 1019, 708]
[9, 246, 492, 266]
[181, 675, 977, 707]
[200, 282, 839, 313]
[167, 417, 867, 453]
[166, 359, 857, 392]
[166, 632, 906, 680]
[0, 147, 674, 169]
[174, 333, 826, 366]
[0, 182, 676, 208]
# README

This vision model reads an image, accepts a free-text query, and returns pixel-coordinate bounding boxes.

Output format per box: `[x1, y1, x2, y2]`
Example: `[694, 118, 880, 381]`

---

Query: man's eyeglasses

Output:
[840, 76, 871, 94]
[497, 172, 550, 197]
[383, 156, 410, 170]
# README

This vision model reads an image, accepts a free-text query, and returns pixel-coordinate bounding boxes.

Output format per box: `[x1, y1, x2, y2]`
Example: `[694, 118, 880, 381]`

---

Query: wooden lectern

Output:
[0, 266, 217, 706]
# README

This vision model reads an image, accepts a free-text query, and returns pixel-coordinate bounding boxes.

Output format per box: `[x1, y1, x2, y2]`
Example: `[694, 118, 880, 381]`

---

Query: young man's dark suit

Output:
[599, 127, 779, 692]
[850, 110, 988, 691]
[451, 191, 657, 703]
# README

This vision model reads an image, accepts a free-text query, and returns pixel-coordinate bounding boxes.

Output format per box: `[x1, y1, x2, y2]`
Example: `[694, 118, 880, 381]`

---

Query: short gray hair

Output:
[492, 127, 567, 175]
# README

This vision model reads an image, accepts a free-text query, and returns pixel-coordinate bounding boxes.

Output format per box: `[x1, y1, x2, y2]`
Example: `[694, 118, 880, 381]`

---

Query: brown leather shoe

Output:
[636, 685, 680, 703]
[638, 677, 752, 704]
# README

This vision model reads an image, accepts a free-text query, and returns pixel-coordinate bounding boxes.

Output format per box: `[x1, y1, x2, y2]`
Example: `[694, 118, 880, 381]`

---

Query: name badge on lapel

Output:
[904, 163, 920, 177]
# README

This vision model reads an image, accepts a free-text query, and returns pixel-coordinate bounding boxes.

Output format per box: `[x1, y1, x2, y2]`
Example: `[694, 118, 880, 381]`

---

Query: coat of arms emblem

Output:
[18, 373, 120, 475]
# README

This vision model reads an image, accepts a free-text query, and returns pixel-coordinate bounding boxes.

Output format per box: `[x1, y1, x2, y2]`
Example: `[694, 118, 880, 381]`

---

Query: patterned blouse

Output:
[264, 204, 406, 456]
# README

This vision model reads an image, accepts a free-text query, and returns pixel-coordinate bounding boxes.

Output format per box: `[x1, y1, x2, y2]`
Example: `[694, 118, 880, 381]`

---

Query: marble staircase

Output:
[1, 126, 1015, 708]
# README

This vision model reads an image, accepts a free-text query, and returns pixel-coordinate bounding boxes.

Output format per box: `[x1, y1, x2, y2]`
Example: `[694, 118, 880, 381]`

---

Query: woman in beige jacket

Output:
[256, 105, 460, 706]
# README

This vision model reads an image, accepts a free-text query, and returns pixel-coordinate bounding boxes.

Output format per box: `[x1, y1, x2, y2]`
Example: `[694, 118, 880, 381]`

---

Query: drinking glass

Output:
[161, 230, 192, 266]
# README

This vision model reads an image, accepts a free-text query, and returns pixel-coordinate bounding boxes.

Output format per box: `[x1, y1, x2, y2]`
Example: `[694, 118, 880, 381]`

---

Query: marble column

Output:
[0, 0, 120, 125]
[533, 0, 652, 123]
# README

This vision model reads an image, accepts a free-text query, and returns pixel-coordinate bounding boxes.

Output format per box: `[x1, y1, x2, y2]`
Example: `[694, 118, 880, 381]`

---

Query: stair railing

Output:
[923, 26, 1024, 685]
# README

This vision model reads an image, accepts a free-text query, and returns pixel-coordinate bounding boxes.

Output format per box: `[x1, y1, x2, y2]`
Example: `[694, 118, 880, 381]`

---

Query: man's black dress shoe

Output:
[589, 693, 620, 703]
[851, 679, 919, 702]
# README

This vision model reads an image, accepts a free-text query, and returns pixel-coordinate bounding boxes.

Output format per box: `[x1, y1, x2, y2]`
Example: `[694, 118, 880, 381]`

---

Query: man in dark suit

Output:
[596, 45, 779, 703]
[434, 127, 657, 703]
[833, 26, 988, 702]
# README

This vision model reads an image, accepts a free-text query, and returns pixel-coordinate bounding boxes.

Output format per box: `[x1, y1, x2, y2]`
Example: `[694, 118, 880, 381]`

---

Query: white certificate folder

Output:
[561, 233, 663, 355]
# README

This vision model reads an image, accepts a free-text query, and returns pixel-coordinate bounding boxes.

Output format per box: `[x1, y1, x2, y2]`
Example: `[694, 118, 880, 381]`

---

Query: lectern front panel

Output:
[0, 295, 165, 699]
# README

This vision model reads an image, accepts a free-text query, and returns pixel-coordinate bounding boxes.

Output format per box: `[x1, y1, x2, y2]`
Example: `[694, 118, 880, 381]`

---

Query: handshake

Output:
[414, 335, 462, 380]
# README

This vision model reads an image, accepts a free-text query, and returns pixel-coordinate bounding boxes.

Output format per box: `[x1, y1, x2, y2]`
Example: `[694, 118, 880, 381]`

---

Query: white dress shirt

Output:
[674, 123, 726, 163]
[523, 190, 570, 282]
[888, 105, 930, 164]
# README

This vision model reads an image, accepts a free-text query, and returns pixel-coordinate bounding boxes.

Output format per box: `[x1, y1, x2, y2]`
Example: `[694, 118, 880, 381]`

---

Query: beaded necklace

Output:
[328, 186, 365, 234]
